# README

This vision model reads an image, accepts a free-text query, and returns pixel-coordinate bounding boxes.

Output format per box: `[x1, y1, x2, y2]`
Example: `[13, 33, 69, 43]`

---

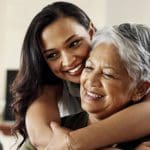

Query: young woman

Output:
[11, 2, 150, 150]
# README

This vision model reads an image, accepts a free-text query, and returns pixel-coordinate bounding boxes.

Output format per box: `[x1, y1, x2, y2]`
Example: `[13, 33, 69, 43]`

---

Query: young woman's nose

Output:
[61, 51, 76, 67]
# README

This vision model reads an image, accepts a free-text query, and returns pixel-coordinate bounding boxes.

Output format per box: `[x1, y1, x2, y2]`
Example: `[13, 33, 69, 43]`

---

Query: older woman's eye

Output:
[103, 72, 116, 79]
[83, 66, 93, 72]
[69, 39, 81, 48]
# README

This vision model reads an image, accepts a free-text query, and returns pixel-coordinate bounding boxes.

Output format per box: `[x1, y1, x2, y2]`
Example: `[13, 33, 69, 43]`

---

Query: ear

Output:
[131, 81, 150, 102]
[88, 22, 96, 40]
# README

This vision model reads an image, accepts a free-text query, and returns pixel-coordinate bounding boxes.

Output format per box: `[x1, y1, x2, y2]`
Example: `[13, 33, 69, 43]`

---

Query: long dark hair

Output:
[11, 1, 93, 148]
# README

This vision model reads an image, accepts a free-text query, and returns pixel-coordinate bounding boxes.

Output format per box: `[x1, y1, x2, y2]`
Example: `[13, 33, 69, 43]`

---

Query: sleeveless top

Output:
[20, 81, 83, 150]
[58, 81, 83, 117]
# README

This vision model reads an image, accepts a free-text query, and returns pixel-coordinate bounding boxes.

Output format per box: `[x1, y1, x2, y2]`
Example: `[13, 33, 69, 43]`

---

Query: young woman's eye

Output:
[45, 53, 60, 61]
[69, 40, 81, 48]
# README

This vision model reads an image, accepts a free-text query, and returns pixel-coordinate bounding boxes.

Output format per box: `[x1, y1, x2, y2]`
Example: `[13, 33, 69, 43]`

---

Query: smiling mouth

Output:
[85, 91, 104, 101]
[67, 64, 84, 75]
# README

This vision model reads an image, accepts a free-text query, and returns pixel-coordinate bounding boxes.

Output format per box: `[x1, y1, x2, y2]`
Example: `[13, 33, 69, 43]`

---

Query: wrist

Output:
[66, 132, 82, 150]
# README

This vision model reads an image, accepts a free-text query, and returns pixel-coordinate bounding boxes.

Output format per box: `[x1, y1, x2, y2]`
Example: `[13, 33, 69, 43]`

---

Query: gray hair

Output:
[92, 23, 150, 85]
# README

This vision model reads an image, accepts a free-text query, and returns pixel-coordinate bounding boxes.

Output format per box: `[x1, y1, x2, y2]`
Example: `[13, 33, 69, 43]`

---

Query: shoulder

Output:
[44, 83, 63, 96]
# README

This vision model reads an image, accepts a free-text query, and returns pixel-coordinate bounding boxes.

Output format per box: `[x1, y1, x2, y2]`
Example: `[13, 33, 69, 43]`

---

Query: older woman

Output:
[46, 23, 150, 150]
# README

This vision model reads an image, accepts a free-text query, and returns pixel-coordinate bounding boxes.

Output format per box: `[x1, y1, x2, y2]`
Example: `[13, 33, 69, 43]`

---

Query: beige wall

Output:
[0, 0, 150, 112]
[105, 0, 150, 25]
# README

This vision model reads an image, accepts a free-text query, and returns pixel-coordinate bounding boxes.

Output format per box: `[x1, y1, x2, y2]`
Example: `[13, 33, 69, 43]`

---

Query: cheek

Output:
[80, 73, 87, 94]
[103, 81, 121, 98]
[80, 85, 84, 99]
[80, 84, 87, 110]
[105, 82, 133, 105]
[117, 81, 134, 98]
[47, 61, 60, 74]
[79, 41, 91, 57]
[80, 71, 87, 84]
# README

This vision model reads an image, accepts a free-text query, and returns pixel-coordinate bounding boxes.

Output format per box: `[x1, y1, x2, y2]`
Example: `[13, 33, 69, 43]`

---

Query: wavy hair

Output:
[11, 1, 93, 148]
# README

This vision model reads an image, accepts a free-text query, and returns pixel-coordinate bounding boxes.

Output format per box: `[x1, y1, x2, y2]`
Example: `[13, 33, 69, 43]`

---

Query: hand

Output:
[45, 122, 71, 150]
[135, 141, 150, 150]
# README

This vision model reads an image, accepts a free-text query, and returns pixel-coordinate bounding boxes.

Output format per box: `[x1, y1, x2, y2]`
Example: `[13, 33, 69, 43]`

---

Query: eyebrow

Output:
[42, 34, 77, 53]
[86, 59, 94, 65]
[87, 59, 117, 70]
[103, 66, 116, 70]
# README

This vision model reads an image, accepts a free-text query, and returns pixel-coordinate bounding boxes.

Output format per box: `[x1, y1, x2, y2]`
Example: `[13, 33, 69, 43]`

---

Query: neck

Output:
[88, 114, 101, 125]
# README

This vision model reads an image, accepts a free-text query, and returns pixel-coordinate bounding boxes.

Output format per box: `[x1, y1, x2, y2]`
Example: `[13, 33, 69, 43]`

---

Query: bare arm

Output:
[25, 84, 61, 149]
[69, 93, 150, 150]
[25, 88, 150, 150]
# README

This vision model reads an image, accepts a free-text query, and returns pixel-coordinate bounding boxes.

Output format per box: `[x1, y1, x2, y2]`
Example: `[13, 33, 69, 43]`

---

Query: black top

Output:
[61, 111, 150, 150]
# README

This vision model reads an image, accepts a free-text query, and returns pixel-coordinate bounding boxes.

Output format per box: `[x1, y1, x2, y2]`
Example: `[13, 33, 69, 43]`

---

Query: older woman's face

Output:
[41, 17, 92, 83]
[80, 42, 135, 121]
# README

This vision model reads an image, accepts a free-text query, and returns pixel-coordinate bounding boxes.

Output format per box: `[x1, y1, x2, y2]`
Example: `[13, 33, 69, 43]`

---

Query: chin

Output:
[88, 111, 110, 120]
[69, 77, 80, 84]
[82, 105, 100, 114]
[82, 105, 111, 120]
[59, 75, 80, 83]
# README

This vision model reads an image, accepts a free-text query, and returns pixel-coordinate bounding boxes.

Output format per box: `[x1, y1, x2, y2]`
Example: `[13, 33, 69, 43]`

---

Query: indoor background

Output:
[0, 0, 150, 149]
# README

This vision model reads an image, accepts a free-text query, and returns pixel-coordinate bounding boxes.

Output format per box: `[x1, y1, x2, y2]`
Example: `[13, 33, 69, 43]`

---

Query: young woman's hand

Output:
[135, 141, 150, 150]
[45, 122, 71, 150]
[25, 85, 62, 149]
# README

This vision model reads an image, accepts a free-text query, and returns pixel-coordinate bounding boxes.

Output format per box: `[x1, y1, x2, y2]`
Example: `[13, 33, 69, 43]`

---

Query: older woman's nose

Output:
[87, 72, 102, 88]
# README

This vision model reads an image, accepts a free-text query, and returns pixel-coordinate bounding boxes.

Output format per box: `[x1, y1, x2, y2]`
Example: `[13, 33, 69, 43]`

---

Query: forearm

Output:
[25, 85, 61, 149]
[69, 100, 150, 150]
[26, 109, 54, 149]
[27, 125, 52, 149]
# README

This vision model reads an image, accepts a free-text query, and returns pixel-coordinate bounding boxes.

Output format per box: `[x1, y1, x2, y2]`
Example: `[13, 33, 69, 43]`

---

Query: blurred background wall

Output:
[0, 0, 150, 118]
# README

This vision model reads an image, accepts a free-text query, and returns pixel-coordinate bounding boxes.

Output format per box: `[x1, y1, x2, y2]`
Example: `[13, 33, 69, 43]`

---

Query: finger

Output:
[50, 121, 71, 133]
[142, 141, 150, 146]
[50, 121, 61, 130]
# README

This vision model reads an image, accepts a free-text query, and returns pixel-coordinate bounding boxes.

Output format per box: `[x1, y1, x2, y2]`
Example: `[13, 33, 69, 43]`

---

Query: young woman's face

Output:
[80, 42, 136, 122]
[41, 17, 93, 83]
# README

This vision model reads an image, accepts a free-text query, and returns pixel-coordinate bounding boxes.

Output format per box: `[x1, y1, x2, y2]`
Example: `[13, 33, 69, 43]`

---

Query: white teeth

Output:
[68, 64, 82, 73]
[87, 91, 102, 99]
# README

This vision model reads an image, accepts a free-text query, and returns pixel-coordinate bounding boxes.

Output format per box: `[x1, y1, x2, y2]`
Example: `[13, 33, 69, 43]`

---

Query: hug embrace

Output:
[11, 2, 150, 150]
